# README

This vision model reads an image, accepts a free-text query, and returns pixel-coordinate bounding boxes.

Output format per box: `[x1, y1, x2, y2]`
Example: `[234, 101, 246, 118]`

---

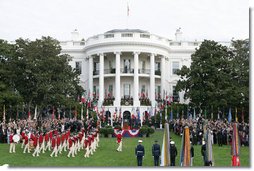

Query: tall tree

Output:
[12, 37, 83, 109]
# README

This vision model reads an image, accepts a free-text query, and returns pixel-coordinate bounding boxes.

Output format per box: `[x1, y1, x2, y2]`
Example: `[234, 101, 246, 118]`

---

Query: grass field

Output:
[0, 129, 250, 167]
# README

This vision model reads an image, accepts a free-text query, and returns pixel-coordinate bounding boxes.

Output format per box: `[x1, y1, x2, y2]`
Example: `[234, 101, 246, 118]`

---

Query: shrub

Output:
[139, 125, 149, 136]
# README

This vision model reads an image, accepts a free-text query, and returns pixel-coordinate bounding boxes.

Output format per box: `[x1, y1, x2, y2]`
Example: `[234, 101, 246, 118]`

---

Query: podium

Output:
[123, 119, 129, 130]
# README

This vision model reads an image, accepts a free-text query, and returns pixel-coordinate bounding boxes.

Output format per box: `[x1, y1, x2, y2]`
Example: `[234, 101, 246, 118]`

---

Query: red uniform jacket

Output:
[78, 133, 83, 141]
[51, 137, 56, 148]
[33, 136, 38, 147]
[88, 137, 91, 146]
[61, 134, 65, 142]
[49, 131, 53, 140]
[84, 139, 88, 148]
[54, 130, 58, 136]
[24, 135, 29, 145]
[45, 133, 49, 142]
[117, 134, 122, 143]
[21, 132, 25, 139]
[68, 139, 73, 148]
[9, 134, 14, 143]
[39, 134, 43, 144]
[57, 136, 61, 146]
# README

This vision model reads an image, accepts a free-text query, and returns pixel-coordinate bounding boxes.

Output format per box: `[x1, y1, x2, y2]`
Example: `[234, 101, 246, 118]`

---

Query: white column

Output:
[161, 56, 165, 99]
[150, 53, 155, 107]
[88, 56, 93, 100]
[133, 52, 140, 107]
[99, 53, 104, 107]
[114, 52, 121, 107]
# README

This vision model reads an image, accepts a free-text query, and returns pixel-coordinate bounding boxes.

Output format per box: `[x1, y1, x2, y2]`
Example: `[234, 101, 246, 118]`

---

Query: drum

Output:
[29, 140, 34, 149]
[13, 134, 20, 143]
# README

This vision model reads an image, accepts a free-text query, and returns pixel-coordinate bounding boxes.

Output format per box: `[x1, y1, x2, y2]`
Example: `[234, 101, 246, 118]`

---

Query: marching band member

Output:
[59, 131, 66, 154]
[9, 130, 15, 153]
[32, 133, 40, 157]
[67, 136, 75, 158]
[96, 129, 99, 148]
[84, 137, 90, 158]
[116, 130, 122, 152]
[50, 134, 57, 157]
[89, 135, 94, 155]
[78, 131, 83, 151]
[44, 131, 50, 151]
[21, 130, 25, 149]
[56, 134, 61, 155]
[39, 132, 45, 153]
[23, 132, 30, 153]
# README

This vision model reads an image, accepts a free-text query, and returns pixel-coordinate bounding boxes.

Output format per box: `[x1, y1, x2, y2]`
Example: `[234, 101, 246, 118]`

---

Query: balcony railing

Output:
[139, 69, 150, 74]
[155, 70, 161, 75]
[103, 97, 115, 106]
[139, 98, 151, 106]
[104, 68, 116, 74]
[121, 97, 133, 106]
[121, 68, 134, 74]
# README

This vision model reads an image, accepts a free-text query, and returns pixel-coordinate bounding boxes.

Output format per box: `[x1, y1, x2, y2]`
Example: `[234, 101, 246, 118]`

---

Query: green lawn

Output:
[0, 130, 250, 167]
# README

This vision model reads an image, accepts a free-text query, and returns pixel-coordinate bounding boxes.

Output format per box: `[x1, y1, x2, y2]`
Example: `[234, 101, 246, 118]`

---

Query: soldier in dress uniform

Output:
[56, 134, 61, 155]
[135, 140, 145, 166]
[201, 140, 207, 165]
[38, 132, 45, 153]
[23, 132, 30, 153]
[84, 137, 90, 158]
[152, 140, 161, 166]
[116, 130, 122, 152]
[50, 134, 57, 157]
[21, 130, 25, 149]
[44, 131, 50, 151]
[67, 136, 75, 158]
[32, 132, 40, 157]
[9, 130, 15, 153]
[59, 131, 66, 153]
[170, 141, 177, 166]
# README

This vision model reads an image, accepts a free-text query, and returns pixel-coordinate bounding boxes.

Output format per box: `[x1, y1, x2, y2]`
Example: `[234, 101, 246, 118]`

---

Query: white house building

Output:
[60, 28, 205, 120]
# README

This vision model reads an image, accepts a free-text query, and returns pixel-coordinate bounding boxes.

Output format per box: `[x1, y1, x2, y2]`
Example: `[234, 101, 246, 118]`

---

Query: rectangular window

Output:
[121, 33, 133, 37]
[104, 34, 114, 38]
[140, 34, 150, 38]
[123, 59, 131, 73]
[75, 61, 82, 74]
[124, 84, 130, 98]
[108, 85, 113, 97]
[93, 62, 99, 75]
[140, 61, 145, 73]
[93, 86, 97, 98]
[173, 86, 179, 102]
[155, 62, 161, 71]
[141, 85, 145, 93]
[172, 61, 180, 74]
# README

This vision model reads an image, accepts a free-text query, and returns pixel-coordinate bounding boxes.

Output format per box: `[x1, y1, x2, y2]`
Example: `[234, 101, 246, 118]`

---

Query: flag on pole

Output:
[58, 108, 60, 120]
[170, 107, 173, 121]
[3, 105, 6, 122]
[180, 126, 191, 166]
[193, 108, 196, 120]
[81, 92, 86, 103]
[241, 107, 244, 122]
[52, 106, 55, 120]
[235, 107, 238, 122]
[28, 108, 31, 121]
[211, 106, 214, 120]
[231, 123, 240, 166]
[33, 105, 37, 120]
[127, 2, 130, 16]
[81, 104, 84, 120]
[86, 106, 89, 120]
[206, 129, 214, 166]
[160, 123, 170, 166]
[228, 108, 232, 123]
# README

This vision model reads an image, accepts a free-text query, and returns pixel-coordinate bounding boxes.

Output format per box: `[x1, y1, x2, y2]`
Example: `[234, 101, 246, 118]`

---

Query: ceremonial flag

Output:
[58, 108, 60, 120]
[231, 123, 240, 166]
[28, 107, 31, 120]
[81, 92, 86, 103]
[52, 106, 55, 120]
[180, 126, 191, 166]
[3, 105, 6, 122]
[160, 123, 170, 166]
[127, 2, 130, 16]
[33, 105, 37, 120]
[86, 106, 89, 120]
[170, 107, 173, 121]
[211, 106, 214, 120]
[204, 108, 207, 119]
[228, 108, 232, 123]
[235, 107, 238, 122]
[206, 129, 214, 165]
[193, 108, 196, 120]
[81, 104, 84, 120]
[241, 107, 244, 122]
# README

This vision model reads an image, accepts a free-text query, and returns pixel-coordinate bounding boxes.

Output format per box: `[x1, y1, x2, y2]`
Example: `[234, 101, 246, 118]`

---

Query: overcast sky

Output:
[0, 0, 249, 42]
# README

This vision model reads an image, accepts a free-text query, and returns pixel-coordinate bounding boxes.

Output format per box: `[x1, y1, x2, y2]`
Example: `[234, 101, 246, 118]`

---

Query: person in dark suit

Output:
[190, 141, 194, 166]
[170, 141, 177, 166]
[201, 140, 207, 166]
[135, 140, 145, 166]
[152, 140, 161, 166]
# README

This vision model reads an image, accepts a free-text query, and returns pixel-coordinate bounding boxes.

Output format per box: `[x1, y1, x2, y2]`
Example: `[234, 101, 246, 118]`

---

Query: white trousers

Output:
[67, 145, 75, 157]
[39, 140, 45, 153]
[117, 141, 122, 152]
[9, 143, 16, 153]
[23, 143, 30, 153]
[84, 145, 90, 158]
[45, 140, 51, 151]
[50, 146, 58, 157]
[33, 144, 40, 157]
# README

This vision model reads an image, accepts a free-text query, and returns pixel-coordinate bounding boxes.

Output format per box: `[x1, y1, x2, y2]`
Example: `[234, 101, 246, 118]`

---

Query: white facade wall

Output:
[60, 29, 211, 116]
